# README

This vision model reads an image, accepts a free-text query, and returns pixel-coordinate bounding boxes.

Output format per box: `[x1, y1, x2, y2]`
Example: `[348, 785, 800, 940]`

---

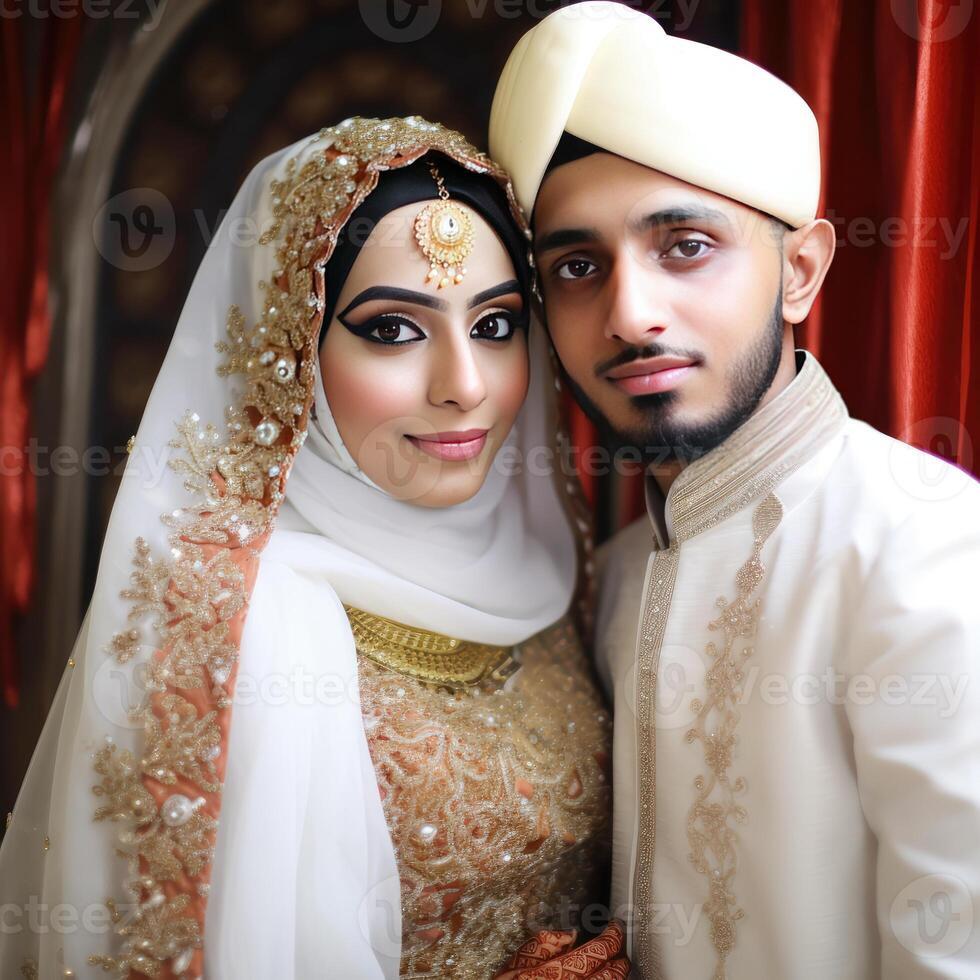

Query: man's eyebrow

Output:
[467, 280, 522, 309]
[336, 285, 449, 319]
[629, 206, 730, 233]
[534, 227, 602, 253]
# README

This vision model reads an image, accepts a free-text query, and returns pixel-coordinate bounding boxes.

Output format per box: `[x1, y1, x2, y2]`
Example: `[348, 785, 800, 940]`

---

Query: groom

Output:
[489, 3, 980, 978]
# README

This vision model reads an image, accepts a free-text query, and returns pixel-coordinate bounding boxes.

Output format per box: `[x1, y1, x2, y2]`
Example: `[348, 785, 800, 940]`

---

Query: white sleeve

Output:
[845, 499, 980, 979]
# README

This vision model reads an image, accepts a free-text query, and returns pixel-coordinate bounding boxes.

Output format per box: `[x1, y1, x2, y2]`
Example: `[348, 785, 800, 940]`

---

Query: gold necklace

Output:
[344, 604, 518, 690]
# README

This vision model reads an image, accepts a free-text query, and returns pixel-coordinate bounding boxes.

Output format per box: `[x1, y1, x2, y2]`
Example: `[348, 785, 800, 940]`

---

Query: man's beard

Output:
[561, 289, 785, 466]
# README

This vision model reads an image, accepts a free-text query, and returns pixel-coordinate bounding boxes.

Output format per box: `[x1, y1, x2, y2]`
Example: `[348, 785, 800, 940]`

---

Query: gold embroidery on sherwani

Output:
[633, 544, 680, 980]
[630, 355, 849, 979]
[354, 615, 612, 979]
[685, 492, 783, 979]
[83, 118, 593, 980]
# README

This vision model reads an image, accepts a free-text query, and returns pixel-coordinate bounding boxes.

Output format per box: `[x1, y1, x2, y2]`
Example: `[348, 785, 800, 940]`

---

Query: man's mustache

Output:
[594, 343, 706, 378]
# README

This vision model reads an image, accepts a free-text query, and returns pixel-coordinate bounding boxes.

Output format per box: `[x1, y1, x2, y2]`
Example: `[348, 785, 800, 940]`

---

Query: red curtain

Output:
[0, 13, 83, 707]
[742, 0, 980, 478]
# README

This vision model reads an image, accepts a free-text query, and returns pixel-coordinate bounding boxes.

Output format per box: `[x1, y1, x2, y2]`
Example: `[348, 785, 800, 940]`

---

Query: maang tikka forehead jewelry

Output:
[414, 159, 474, 288]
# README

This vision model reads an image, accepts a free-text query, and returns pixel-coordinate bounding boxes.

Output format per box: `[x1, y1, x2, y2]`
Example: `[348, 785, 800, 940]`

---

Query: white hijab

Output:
[273, 339, 575, 638]
[0, 121, 578, 980]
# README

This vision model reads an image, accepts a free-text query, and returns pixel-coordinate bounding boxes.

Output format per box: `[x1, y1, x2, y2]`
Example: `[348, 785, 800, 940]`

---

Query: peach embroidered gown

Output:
[353, 613, 612, 978]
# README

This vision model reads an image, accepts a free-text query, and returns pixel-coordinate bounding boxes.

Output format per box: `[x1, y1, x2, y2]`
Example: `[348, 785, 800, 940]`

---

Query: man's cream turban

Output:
[489, 1, 821, 228]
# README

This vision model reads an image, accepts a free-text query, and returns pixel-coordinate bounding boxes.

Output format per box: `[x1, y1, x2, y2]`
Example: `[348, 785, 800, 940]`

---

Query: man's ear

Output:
[781, 218, 836, 325]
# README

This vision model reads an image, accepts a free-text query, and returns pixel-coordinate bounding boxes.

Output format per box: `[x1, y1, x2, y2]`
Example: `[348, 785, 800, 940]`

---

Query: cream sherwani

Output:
[596, 352, 980, 979]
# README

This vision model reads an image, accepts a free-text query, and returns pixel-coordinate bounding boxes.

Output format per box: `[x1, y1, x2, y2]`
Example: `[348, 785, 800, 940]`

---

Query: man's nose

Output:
[604, 253, 670, 346]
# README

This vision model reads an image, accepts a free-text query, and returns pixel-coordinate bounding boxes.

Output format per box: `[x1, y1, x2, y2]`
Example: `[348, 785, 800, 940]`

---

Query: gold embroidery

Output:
[630, 356, 848, 977]
[87, 118, 549, 979]
[345, 604, 516, 689]
[685, 493, 782, 979]
[632, 545, 680, 980]
[669, 357, 846, 543]
[357, 616, 612, 979]
[20, 959, 37, 979]
[91, 891, 201, 977]
[106, 629, 141, 665]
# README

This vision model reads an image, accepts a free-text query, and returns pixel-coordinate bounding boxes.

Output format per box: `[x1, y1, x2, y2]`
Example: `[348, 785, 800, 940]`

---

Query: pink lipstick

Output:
[406, 428, 489, 462]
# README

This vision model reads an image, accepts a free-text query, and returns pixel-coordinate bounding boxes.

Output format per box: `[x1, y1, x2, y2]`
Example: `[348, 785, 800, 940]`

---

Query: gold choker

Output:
[344, 604, 518, 689]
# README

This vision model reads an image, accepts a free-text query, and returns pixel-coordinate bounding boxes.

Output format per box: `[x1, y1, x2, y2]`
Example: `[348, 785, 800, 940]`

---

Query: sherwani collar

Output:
[645, 350, 848, 548]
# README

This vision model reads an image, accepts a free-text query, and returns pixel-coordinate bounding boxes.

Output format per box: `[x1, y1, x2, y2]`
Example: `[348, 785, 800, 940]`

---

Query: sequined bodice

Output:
[356, 616, 612, 979]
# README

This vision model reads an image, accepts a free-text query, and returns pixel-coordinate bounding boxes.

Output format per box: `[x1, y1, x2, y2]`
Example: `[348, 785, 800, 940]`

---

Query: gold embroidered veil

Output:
[0, 117, 593, 979]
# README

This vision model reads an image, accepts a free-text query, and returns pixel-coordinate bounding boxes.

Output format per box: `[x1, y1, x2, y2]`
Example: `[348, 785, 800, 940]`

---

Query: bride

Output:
[0, 117, 625, 978]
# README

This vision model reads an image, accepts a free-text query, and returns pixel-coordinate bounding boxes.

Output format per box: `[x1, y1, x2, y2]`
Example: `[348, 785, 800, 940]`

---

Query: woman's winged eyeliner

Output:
[337, 279, 527, 343]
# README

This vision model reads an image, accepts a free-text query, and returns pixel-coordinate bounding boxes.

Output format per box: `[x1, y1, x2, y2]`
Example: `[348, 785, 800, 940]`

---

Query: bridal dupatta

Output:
[0, 118, 594, 979]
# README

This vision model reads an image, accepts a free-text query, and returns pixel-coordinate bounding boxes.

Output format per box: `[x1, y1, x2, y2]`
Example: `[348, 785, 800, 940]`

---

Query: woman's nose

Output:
[427, 334, 488, 412]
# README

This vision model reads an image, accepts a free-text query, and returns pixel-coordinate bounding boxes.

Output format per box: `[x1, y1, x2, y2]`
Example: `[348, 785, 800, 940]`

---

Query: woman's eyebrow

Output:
[467, 279, 522, 309]
[336, 286, 450, 320]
